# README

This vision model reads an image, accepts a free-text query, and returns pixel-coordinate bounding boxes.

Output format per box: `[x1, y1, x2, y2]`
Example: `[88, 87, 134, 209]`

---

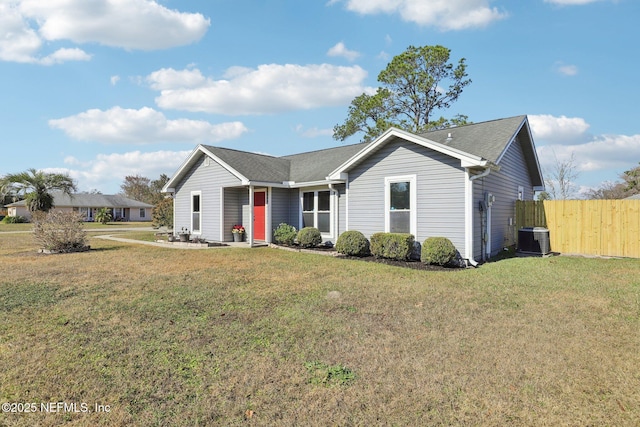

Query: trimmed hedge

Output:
[421, 237, 457, 266]
[297, 227, 322, 248]
[273, 223, 297, 246]
[335, 230, 370, 257]
[370, 232, 414, 260]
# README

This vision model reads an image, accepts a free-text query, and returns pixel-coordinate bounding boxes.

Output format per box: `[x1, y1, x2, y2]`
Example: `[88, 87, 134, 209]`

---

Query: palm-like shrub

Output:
[95, 207, 112, 224]
[1, 168, 76, 213]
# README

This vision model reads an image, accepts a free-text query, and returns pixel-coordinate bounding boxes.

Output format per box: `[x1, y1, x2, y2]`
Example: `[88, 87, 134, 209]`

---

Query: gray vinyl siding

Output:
[478, 135, 535, 257]
[271, 188, 293, 239]
[174, 156, 242, 241]
[223, 188, 242, 241]
[346, 137, 466, 254]
[287, 190, 301, 230]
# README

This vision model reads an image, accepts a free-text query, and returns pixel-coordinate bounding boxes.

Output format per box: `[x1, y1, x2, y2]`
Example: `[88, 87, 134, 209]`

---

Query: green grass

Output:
[0, 234, 639, 426]
[0, 221, 152, 233]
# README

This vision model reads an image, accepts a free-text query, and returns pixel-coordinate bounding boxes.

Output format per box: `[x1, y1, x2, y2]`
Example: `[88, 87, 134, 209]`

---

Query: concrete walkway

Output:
[92, 234, 259, 249]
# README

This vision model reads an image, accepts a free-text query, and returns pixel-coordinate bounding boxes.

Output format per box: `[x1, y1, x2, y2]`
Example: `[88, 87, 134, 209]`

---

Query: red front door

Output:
[253, 191, 266, 240]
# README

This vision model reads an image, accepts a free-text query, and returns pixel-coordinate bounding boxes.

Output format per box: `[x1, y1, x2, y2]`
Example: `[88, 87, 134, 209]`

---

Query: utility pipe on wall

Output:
[466, 168, 492, 267]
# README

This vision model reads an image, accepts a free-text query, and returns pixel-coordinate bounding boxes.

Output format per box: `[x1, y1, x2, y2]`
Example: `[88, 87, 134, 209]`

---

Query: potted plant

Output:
[178, 227, 190, 242]
[231, 224, 245, 242]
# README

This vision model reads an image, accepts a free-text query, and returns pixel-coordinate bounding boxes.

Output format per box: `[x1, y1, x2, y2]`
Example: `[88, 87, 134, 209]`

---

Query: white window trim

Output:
[384, 175, 417, 235]
[517, 185, 524, 201]
[299, 187, 334, 239]
[191, 190, 202, 234]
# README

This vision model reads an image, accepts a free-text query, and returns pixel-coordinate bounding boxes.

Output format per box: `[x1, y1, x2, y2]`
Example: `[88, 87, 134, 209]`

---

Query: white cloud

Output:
[544, 0, 603, 5]
[59, 150, 192, 193]
[0, 0, 209, 64]
[110, 75, 121, 86]
[150, 64, 372, 115]
[531, 114, 640, 188]
[294, 125, 334, 138]
[554, 62, 579, 76]
[40, 48, 92, 65]
[146, 68, 208, 90]
[529, 114, 590, 144]
[0, 3, 42, 63]
[49, 107, 248, 144]
[336, 0, 508, 30]
[327, 42, 361, 61]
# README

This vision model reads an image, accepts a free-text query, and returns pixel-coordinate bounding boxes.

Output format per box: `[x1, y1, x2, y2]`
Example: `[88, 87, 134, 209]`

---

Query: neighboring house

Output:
[5, 192, 154, 222]
[163, 116, 544, 263]
[625, 194, 640, 200]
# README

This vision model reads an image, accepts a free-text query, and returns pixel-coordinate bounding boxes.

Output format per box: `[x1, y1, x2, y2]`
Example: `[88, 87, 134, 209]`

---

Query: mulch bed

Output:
[270, 243, 461, 271]
[338, 254, 459, 271]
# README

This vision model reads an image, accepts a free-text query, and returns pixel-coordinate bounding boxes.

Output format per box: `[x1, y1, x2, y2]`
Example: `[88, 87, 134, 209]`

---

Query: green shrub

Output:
[1, 215, 27, 224]
[370, 232, 414, 260]
[421, 237, 457, 266]
[273, 223, 297, 246]
[336, 230, 370, 257]
[152, 197, 174, 229]
[297, 227, 322, 248]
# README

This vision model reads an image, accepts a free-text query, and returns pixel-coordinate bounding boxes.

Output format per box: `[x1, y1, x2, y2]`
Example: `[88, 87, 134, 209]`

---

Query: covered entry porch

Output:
[222, 185, 275, 247]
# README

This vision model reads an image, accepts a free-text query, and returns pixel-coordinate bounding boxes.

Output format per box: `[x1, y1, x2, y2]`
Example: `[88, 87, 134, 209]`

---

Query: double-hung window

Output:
[191, 191, 201, 233]
[302, 190, 331, 234]
[385, 175, 416, 235]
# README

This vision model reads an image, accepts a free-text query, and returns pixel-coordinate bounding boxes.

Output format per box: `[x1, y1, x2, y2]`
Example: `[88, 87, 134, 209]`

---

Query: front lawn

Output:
[1, 234, 639, 425]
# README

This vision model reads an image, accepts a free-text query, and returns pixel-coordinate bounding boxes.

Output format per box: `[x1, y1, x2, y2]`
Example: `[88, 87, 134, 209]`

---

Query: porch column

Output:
[248, 185, 254, 246]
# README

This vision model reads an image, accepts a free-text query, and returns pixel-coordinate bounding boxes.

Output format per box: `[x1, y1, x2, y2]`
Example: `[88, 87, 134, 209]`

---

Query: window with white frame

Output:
[139, 208, 146, 218]
[191, 191, 201, 233]
[302, 190, 331, 234]
[385, 175, 417, 235]
[517, 186, 524, 201]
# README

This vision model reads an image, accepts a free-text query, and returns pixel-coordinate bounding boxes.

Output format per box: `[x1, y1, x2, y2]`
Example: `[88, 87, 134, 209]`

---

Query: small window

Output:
[301, 190, 331, 234]
[385, 175, 416, 235]
[138, 208, 145, 218]
[317, 191, 330, 233]
[389, 182, 410, 233]
[192, 192, 201, 232]
[517, 186, 524, 201]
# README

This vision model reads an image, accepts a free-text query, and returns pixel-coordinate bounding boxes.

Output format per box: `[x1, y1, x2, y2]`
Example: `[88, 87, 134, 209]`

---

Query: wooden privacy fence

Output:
[515, 200, 640, 258]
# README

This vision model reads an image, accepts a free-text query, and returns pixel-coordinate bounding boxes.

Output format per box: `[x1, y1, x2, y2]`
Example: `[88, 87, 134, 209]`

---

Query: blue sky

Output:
[1, 0, 639, 196]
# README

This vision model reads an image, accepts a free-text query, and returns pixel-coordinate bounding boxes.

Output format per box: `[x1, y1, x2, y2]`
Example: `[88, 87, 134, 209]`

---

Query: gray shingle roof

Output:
[203, 146, 291, 183]
[282, 142, 369, 182]
[421, 116, 527, 163]
[170, 116, 539, 187]
[202, 142, 369, 183]
[6, 192, 154, 208]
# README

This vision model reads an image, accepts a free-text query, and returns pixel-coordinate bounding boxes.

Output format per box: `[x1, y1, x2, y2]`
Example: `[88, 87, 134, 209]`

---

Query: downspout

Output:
[466, 168, 492, 267]
[328, 183, 339, 241]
